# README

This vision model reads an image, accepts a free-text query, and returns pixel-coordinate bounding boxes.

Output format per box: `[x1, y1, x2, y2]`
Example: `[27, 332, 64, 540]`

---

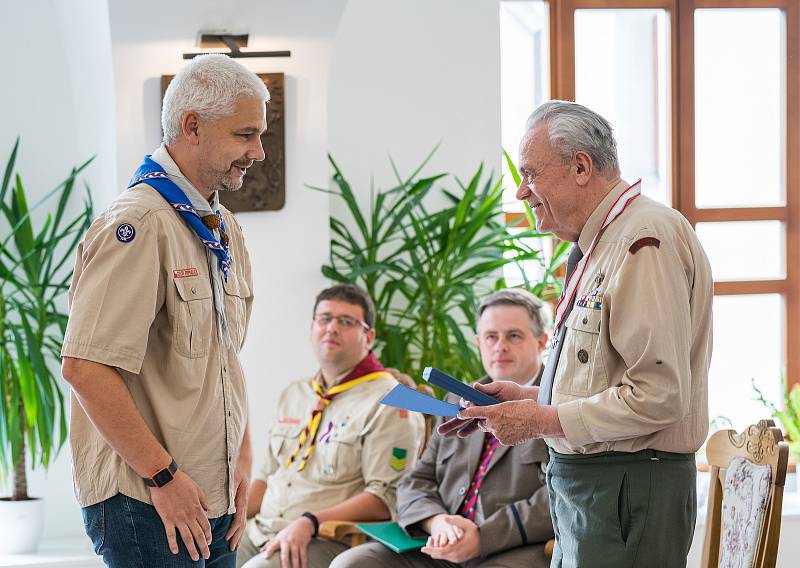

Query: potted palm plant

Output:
[315, 149, 566, 383]
[0, 139, 93, 553]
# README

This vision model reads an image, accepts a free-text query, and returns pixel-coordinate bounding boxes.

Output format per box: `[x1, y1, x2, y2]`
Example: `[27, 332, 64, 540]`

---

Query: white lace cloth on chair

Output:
[719, 456, 772, 568]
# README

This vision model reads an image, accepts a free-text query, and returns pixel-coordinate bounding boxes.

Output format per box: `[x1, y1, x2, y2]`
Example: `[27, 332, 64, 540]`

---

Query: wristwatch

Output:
[144, 459, 178, 488]
[302, 511, 320, 537]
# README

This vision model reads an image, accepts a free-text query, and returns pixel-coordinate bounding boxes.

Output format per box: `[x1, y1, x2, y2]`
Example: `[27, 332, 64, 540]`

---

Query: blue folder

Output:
[380, 384, 462, 416]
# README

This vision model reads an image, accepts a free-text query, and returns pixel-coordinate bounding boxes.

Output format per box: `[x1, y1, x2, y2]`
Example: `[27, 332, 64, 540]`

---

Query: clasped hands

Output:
[420, 513, 480, 563]
[437, 380, 564, 444]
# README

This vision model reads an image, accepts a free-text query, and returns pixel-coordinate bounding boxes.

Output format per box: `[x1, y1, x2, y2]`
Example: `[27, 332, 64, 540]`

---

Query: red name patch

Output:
[278, 417, 300, 425]
[173, 268, 199, 278]
[629, 237, 660, 255]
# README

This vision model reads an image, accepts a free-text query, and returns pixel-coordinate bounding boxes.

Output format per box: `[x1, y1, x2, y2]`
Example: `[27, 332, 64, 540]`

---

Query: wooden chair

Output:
[320, 370, 556, 558]
[701, 419, 789, 568]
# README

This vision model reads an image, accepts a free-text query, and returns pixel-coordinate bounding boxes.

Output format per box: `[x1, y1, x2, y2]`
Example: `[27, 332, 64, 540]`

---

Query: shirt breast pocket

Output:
[222, 274, 252, 350]
[318, 427, 362, 483]
[172, 277, 214, 358]
[557, 307, 608, 396]
[434, 439, 458, 483]
[270, 423, 304, 465]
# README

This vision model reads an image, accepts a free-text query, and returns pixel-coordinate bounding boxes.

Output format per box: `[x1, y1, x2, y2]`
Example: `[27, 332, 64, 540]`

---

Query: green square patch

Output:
[390, 447, 408, 471]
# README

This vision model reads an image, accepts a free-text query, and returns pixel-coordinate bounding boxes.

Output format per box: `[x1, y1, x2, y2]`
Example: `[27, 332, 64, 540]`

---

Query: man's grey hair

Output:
[161, 54, 270, 145]
[525, 100, 620, 176]
[477, 288, 550, 337]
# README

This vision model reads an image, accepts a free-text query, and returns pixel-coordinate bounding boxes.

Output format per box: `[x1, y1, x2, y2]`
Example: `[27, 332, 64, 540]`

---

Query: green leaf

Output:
[10, 325, 38, 428]
[503, 148, 521, 187]
[0, 138, 20, 204]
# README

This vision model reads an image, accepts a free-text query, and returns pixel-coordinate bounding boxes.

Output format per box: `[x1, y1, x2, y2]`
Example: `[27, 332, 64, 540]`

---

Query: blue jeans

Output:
[82, 492, 237, 568]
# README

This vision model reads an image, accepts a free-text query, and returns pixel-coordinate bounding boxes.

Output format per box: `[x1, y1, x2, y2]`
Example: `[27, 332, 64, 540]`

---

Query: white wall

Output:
[0, 1, 117, 211]
[0, 0, 117, 542]
[328, 0, 502, 210]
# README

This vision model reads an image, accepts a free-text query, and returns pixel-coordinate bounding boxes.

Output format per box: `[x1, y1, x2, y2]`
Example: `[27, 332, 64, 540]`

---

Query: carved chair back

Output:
[701, 419, 788, 568]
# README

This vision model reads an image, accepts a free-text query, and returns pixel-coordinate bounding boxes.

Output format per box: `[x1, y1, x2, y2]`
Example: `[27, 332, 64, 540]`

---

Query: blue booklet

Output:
[380, 384, 462, 416]
[422, 367, 500, 406]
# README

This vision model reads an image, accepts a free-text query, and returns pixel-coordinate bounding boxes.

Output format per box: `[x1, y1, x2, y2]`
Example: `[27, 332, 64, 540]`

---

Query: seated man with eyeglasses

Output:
[238, 284, 425, 568]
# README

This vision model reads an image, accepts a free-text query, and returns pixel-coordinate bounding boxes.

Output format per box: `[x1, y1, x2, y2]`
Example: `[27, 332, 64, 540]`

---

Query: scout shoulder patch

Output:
[629, 236, 660, 254]
[390, 447, 408, 471]
[116, 223, 136, 243]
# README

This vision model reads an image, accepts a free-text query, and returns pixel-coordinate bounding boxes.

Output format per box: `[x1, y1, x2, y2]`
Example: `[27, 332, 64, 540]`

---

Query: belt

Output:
[549, 448, 695, 464]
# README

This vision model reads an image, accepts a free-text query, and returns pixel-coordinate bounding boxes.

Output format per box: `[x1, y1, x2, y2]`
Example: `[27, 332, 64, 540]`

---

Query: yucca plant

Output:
[315, 149, 566, 384]
[0, 139, 93, 500]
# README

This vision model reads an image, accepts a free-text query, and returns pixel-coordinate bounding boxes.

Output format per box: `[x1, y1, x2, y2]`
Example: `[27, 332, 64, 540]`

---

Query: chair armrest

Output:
[545, 538, 555, 558]
[318, 520, 376, 546]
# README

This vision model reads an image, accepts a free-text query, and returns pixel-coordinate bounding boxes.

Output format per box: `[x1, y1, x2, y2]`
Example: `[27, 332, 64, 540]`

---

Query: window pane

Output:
[695, 9, 785, 208]
[575, 9, 670, 206]
[695, 221, 784, 281]
[708, 294, 783, 432]
[500, 1, 550, 210]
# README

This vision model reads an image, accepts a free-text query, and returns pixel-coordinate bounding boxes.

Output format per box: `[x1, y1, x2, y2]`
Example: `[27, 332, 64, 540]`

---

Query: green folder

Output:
[355, 522, 428, 553]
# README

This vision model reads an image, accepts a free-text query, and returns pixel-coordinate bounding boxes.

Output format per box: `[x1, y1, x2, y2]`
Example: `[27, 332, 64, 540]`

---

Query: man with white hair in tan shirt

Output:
[442, 101, 713, 568]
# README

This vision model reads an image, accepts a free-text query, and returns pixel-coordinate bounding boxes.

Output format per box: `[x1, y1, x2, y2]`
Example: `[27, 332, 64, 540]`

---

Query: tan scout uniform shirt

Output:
[61, 147, 253, 517]
[246, 374, 425, 547]
[548, 179, 713, 455]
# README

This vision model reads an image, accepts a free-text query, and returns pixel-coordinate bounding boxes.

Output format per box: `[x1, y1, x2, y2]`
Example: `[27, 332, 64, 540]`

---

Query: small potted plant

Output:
[753, 377, 800, 491]
[0, 140, 93, 553]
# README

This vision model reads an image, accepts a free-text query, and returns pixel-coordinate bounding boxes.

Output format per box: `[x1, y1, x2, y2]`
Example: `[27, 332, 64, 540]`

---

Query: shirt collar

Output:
[150, 144, 219, 214]
[526, 365, 544, 387]
[577, 178, 630, 253]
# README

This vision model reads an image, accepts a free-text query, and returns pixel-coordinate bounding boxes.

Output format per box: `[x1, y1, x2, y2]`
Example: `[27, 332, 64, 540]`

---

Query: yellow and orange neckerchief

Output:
[286, 353, 390, 472]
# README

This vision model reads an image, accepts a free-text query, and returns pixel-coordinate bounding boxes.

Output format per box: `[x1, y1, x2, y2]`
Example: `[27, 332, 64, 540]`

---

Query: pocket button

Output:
[577, 349, 589, 364]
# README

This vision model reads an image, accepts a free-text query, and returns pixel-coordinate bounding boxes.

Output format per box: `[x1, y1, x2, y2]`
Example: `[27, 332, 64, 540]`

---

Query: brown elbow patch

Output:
[629, 237, 660, 254]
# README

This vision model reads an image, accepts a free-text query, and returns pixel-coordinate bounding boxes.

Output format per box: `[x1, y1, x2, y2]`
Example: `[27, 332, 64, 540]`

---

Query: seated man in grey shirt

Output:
[331, 289, 554, 568]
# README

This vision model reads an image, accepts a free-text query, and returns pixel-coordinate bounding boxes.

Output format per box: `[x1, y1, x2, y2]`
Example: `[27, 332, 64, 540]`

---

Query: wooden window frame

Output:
[508, 0, 800, 387]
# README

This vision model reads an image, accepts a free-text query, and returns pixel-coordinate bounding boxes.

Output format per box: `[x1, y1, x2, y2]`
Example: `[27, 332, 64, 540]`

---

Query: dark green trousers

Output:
[546, 449, 696, 568]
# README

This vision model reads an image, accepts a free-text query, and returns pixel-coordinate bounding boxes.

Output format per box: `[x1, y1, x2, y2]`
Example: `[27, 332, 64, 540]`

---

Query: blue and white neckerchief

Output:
[129, 153, 231, 347]
[128, 155, 231, 280]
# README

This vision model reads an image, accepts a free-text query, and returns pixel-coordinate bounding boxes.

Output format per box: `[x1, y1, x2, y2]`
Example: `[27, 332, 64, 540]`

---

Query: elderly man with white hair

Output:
[441, 101, 713, 567]
[61, 54, 267, 567]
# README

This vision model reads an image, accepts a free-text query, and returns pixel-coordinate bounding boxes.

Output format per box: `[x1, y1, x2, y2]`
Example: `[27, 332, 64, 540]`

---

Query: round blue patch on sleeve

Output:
[116, 223, 136, 243]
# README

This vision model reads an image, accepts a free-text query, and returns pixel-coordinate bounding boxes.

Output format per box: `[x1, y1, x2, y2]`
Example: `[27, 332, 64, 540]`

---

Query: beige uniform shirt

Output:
[246, 373, 425, 547]
[61, 148, 253, 517]
[548, 180, 713, 455]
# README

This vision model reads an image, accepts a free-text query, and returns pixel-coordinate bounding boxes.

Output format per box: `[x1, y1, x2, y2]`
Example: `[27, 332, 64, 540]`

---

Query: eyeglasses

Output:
[313, 313, 370, 332]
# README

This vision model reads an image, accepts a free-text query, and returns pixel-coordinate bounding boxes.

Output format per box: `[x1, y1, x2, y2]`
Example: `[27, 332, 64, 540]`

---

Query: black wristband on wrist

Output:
[301, 511, 319, 537]
[144, 458, 178, 488]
